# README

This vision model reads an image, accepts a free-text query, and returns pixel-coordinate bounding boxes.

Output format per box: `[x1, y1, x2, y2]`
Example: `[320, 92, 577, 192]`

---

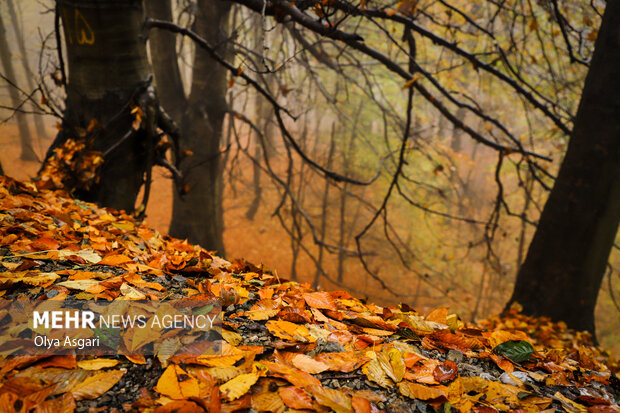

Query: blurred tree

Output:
[147, 0, 230, 254]
[0, 8, 37, 161]
[6, 0, 48, 141]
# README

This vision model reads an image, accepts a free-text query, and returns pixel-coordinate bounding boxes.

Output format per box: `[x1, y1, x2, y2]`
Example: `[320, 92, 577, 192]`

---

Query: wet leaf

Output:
[433, 360, 458, 383]
[492, 340, 534, 363]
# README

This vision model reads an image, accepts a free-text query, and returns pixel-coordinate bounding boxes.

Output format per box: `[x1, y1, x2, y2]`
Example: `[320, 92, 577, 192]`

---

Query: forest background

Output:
[0, 0, 618, 357]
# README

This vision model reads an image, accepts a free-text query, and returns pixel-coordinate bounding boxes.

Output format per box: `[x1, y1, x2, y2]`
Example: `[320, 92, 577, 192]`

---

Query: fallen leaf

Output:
[70, 369, 125, 400]
[155, 365, 200, 400]
[292, 354, 330, 374]
[278, 386, 314, 410]
[398, 381, 447, 400]
[219, 372, 260, 401]
[433, 360, 458, 383]
[77, 358, 120, 370]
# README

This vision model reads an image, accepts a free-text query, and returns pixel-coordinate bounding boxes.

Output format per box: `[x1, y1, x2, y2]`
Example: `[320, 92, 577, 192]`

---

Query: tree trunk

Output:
[507, 2, 620, 336]
[169, 0, 230, 254]
[53, 0, 151, 212]
[145, 0, 186, 123]
[0, 11, 37, 161]
[7, 0, 48, 141]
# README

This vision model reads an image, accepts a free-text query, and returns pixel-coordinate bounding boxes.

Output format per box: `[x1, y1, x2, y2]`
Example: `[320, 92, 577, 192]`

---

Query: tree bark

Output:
[507, 2, 620, 336]
[169, 0, 230, 254]
[145, 0, 186, 123]
[0, 10, 37, 161]
[53, 0, 152, 212]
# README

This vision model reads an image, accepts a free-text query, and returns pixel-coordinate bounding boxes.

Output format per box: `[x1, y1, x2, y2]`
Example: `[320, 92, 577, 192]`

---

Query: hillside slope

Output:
[0, 175, 618, 412]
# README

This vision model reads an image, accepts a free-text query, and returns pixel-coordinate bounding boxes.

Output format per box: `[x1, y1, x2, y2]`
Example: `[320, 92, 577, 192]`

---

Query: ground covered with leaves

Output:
[0, 175, 618, 413]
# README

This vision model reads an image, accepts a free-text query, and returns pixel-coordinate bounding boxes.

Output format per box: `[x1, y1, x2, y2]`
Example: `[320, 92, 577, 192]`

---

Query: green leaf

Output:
[193, 304, 214, 315]
[492, 340, 534, 363]
[93, 325, 120, 349]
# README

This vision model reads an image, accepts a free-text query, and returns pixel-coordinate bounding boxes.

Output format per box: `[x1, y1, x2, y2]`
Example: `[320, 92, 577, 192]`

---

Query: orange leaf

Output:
[425, 307, 449, 324]
[260, 360, 321, 387]
[398, 381, 447, 401]
[99, 254, 133, 266]
[32, 236, 60, 251]
[278, 386, 314, 410]
[315, 351, 368, 373]
[154, 400, 205, 413]
[352, 396, 372, 413]
[292, 354, 330, 374]
[265, 320, 315, 343]
[490, 354, 514, 372]
[405, 359, 440, 384]
[302, 291, 338, 311]
[155, 365, 200, 400]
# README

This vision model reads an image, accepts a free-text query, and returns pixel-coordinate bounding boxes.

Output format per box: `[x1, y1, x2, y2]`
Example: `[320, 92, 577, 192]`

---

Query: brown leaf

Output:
[433, 360, 458, 383]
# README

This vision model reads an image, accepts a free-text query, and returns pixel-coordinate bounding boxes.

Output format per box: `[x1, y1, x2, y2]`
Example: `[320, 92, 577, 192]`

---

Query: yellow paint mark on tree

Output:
[74, 9, 95, 45]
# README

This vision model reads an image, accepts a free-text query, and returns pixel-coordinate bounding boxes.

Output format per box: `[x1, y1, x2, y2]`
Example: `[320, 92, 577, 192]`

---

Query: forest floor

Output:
[0, 169, 619, 412]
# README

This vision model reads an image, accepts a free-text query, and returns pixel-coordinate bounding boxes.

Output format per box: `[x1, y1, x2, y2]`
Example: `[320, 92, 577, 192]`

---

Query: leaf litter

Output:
[0, 175, 618, 412]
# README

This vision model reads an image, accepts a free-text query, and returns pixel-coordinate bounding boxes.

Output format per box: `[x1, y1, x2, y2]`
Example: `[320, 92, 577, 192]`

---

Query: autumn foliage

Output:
[0, 175, 618, 412]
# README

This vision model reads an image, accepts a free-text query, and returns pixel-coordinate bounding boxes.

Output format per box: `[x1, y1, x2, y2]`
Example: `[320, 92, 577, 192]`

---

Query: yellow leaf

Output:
[403, 74, 422, 89]
[220, 372, 259, 401]
[70, 369, 125, 400]
[222, 329, 242, 346]
[77, 359, 119, 370]
[362, 359, 393, 388]
[155, 364, 200, 400]
[376, 347, 405, 382]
